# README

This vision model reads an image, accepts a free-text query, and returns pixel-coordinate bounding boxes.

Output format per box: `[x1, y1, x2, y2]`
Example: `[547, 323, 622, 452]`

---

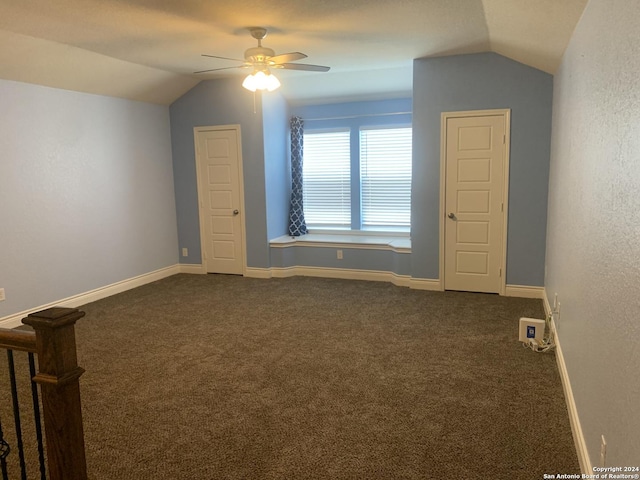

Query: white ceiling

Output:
[0, 0, 587, 105]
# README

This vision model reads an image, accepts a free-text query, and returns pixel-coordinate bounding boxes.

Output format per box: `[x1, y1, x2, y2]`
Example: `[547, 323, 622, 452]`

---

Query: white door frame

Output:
[193, 125, 247, 275]
[438, 109, 511, 295]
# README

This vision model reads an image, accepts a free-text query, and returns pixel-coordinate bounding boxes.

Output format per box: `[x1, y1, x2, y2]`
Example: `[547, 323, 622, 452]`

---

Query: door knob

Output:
[447, 212, 456, 219]
[233, 209, 239, 215]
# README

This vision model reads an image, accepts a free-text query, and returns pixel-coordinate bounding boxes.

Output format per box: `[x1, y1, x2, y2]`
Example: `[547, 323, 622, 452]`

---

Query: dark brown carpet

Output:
[1, 274, 579, 479]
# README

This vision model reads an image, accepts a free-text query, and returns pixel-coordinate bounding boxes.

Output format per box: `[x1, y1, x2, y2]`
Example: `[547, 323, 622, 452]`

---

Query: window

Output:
[302, 126, 412, 232]
[302, 130, 351, 228]
[360, 127, 412, 229]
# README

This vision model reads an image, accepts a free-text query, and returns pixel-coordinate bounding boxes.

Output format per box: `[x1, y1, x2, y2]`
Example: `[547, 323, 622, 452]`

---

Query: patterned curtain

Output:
[288, 116, 308, 236]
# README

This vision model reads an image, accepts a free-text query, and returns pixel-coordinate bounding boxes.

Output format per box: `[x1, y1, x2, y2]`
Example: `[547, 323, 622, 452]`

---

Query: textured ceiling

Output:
[0, 0, 587, 105]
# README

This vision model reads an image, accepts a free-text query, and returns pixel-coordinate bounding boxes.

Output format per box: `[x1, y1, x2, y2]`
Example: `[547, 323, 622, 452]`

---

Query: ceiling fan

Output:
[195, 27, 330, 91]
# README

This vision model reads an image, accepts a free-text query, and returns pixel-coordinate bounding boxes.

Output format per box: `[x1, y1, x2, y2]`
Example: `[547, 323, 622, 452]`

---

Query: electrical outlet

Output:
[0, 288, 5, 302]
[182, 248, 188, 257]
[600, 435, 607, 467]
[337, 249, 343, 260]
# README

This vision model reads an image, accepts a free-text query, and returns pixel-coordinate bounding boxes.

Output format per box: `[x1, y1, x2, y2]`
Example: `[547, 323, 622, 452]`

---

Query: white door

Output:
[195, 127, 245, 274]
[443, 112, 508, 293]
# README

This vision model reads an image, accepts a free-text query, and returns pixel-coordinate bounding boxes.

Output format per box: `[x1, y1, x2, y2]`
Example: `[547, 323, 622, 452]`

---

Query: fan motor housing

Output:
[244, 46, 275, 62]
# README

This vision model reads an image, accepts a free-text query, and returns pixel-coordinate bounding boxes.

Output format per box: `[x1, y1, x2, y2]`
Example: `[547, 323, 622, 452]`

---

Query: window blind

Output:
[360, 127, 412, 229]
[302, 130, 351, 228]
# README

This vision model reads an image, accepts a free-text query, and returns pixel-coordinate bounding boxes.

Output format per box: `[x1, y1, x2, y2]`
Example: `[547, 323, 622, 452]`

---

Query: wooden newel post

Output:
[23, 307, 88, 480]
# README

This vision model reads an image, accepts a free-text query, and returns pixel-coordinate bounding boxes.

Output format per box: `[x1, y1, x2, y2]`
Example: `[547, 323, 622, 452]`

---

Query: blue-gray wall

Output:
[270, 246, 411, 276]
[291, 98, 412, 124]
[169, 78, 270, 268]
[0, 53, 554, 320]
[169, 53, 552, 285]
[545, 0, 640, 465]
[262, 93, 290, 241]
[0, 79, 178, 318]
[412, 52, 553, 285]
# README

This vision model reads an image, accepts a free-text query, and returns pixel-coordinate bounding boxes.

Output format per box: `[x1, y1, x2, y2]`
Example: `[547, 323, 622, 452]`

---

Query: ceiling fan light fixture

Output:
[242, 69, 281, 92]
[197, 27, 329, 92]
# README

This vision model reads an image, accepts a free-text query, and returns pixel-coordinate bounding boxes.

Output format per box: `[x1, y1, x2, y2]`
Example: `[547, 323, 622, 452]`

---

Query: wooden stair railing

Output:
[0, 307, 88, 480]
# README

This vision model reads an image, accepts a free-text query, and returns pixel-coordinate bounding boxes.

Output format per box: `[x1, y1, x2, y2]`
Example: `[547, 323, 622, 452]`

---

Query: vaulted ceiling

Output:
[0, 0, 587, 105]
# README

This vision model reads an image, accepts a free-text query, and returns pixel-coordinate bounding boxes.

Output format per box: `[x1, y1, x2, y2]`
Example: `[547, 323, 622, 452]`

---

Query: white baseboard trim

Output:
[271, 266, 408, 285]
[247, 267, 547, 295]
[0, 264, 181, 330]
[244, 267, 274, 279]
[409, 277, 441, 291]
[543, 290, 592, 474]
[244, 266, 441, 291]
[505, 284, 545, 299]
[179, 264, 206, 274]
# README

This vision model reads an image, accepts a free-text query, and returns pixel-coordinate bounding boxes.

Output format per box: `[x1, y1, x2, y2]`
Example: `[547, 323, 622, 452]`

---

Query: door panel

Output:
[457, 221, 489, 244]
[444, 114, 507, 293]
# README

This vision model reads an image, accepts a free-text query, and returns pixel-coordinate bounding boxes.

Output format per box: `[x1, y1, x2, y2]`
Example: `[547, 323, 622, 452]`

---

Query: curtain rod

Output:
[300, 111, 412, 122]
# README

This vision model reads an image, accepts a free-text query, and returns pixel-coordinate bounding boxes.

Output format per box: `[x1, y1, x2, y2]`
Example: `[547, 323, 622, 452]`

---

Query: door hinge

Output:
[499, 268, 502, 277]
[503, 134, 506, 144]
[501, 203, 504, 212]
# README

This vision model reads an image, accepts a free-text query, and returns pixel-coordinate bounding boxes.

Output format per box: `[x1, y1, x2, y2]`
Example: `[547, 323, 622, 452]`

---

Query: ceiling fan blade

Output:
[279, 63, 331, 72]
[269, 52, 307, 64]
[194, 66, 245, 74]
[201, 54, 246, 63]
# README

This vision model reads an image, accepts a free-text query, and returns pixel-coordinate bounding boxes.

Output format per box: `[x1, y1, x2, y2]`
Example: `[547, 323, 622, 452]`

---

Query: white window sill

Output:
[270, 233, 411, 253]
